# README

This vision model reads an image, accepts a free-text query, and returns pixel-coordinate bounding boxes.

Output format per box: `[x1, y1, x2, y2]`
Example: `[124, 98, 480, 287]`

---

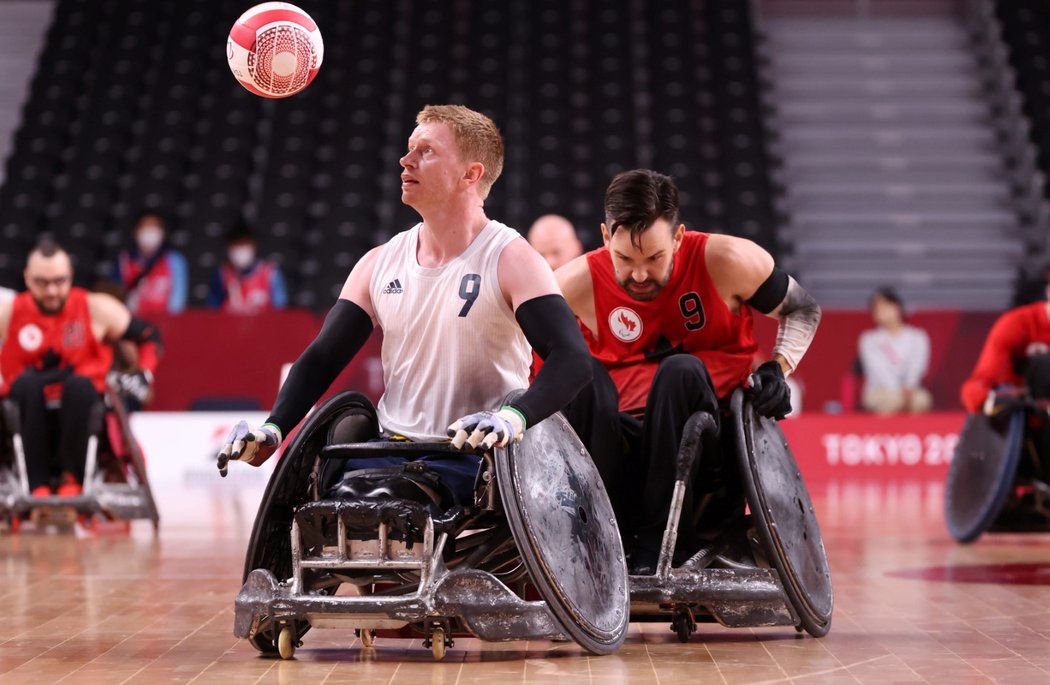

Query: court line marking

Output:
[122, 607, 233, 684]
[10, 581, 230, 683]
[750, 653, 892, 684]
[756, 629, 793, 682]
[641, 628, 663, 685]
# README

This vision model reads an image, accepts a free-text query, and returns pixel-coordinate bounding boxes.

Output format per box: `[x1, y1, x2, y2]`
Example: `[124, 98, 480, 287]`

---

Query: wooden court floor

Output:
[1, 480, 1049, 684]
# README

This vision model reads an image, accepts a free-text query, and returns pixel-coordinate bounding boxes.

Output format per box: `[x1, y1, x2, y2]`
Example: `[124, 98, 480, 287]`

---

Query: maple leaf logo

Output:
[609, 307, 642, 342]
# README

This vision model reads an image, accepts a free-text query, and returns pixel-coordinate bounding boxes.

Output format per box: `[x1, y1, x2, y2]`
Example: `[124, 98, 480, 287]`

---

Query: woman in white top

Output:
[858, 287, 932, 414]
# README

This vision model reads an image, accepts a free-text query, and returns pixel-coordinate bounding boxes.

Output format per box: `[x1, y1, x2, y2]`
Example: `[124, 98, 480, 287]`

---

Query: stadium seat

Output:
[0, 0, 779, 304]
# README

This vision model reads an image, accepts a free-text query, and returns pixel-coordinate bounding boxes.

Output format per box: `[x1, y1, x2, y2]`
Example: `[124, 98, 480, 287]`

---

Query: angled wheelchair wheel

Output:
[0, 404, 21, 525]
[105, 391, 161, 530]
[496, 412, 630, 655]
[242, 391, 377, 654]
[731, 390, 833, 638]
[945, 411, 1026, 544]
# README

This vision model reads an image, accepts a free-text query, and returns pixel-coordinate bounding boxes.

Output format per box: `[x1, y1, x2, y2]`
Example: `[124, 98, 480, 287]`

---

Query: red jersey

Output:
[1, 288, 112, 396]
[118, 249, 182, 316]
[585, 231, 758, 414]
[221, 262, 277, 314]
[961, 301, 1050, 413]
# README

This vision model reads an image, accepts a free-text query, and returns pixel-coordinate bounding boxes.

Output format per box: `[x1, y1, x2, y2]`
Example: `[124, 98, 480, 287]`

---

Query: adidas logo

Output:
[382, 278, 403, 295]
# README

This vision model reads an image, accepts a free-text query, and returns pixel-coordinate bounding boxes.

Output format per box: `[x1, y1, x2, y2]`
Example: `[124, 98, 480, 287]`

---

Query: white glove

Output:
[447, 408, 525, 449]
[217, 421, 282, 477]
[116, 370, 154, 404]
[982, 387, 1025, 417]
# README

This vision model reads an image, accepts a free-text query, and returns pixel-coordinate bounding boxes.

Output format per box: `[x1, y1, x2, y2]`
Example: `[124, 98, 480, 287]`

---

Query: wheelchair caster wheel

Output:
[426, 627, 453, 660]
[277, 626, 296, 660]
[356, 628, 374, 648]
[672, 611, 695, 643]
[431, 628, 446, 660]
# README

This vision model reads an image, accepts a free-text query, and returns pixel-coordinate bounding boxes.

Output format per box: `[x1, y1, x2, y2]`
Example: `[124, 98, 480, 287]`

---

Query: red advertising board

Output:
[780, 412, 965, 484]
[147, 310, 993, 415]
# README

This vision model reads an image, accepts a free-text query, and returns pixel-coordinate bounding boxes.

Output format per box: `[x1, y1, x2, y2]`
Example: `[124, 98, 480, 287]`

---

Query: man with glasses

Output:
[0, 238, 162, 497]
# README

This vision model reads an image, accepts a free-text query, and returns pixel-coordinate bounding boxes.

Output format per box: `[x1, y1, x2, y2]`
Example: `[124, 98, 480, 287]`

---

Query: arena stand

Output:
[0, 0, 778, 308]
[995, 0, 1050, 263]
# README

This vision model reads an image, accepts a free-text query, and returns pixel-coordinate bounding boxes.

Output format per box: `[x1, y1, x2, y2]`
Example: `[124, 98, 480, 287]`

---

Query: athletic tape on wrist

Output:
[262, 422, 283, 443]
[500, 406, 527, 432]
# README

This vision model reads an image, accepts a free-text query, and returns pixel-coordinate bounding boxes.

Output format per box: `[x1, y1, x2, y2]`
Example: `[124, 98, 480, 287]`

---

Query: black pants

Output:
[1026, 353, 1050, 399]
[1026, 354, 1050, 479]
[563, 354, 731, 555]
[329, 448, 482, 507]
[7, 369, 101, 489]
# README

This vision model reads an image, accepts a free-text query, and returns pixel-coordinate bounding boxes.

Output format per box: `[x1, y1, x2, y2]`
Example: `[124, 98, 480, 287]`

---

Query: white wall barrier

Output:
[128, 412, 277, 489]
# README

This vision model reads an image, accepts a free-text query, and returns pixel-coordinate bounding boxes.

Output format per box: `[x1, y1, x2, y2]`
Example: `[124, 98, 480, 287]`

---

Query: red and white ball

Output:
[227, 2, 323, 98]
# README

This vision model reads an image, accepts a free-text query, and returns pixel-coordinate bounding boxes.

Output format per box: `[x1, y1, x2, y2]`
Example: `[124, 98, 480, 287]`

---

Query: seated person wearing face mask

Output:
[113, 211, 189, 316]
[207, 223, 289, 314]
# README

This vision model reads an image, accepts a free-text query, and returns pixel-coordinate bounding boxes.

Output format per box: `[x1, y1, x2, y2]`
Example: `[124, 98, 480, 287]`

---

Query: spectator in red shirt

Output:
[207, 224, 288, 314]
[113, 211, 189, 316]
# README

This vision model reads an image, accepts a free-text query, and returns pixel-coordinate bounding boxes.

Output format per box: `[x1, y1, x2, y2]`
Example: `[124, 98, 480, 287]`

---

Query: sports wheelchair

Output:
[0, 388, 160, 531]
[234, 392, 630, 660]
[945, 396, 1050, 543]
[628, 389, 834, 641]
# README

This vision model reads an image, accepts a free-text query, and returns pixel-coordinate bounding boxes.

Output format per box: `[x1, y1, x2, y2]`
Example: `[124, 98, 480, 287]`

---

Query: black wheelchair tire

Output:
[241, 392, 376, 654]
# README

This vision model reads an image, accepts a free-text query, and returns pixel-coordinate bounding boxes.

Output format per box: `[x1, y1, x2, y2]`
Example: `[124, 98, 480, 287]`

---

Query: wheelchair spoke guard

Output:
[945, 411, 1025, 544]
[731, 389, 833, 637]
[495, 412, 629, 655]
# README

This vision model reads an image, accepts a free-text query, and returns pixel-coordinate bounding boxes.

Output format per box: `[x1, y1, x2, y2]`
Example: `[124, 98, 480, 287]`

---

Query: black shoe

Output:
[711, 529, 760, 570]
[678, 543, 722, 571]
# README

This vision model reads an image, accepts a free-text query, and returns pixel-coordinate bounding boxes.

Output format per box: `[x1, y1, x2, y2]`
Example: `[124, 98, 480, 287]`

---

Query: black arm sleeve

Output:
[506, 294, 593, 428]
[265, 299, 373, 436]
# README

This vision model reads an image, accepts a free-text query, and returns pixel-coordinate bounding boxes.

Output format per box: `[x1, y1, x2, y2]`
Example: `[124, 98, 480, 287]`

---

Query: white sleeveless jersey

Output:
[370, 220, 532, 440]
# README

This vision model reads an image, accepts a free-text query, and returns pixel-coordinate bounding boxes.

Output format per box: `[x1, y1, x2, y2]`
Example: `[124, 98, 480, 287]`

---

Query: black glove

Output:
[749, 361, 792, 420]
[40, 348, 63, 370]
[115, 370, 154, 405]
[37, 348, 72, 384]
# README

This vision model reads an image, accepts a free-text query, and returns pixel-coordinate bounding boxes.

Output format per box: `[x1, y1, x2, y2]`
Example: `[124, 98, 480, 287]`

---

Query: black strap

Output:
[120, 316, 162, 345]
[126, 248, 167, 293]
[746, 266, 790, 315]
